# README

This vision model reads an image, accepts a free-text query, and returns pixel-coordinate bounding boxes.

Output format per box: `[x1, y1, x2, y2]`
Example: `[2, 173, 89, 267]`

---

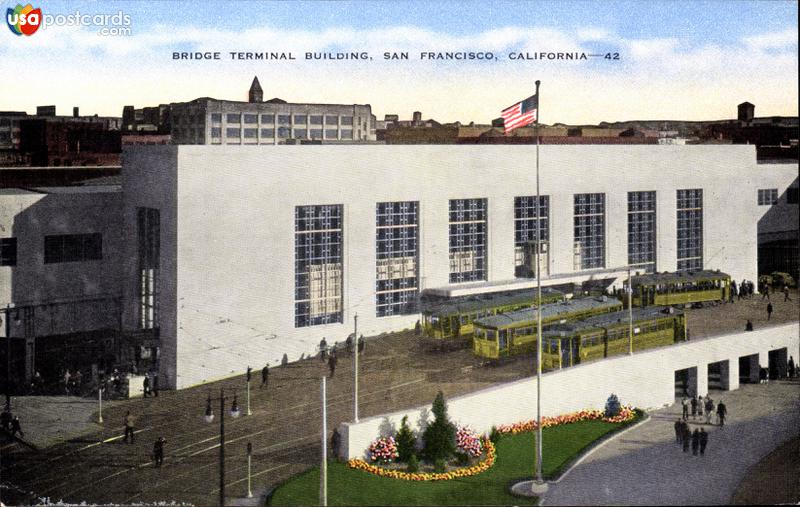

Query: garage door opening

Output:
[739, 354, 759, 384]
[769, 348, 788, 380]
[675, 367, 697, 398]
[708, 360, 730, 390]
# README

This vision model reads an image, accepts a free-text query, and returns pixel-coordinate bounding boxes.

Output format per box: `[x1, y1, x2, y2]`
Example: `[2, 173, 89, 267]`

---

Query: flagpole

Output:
[533, 79, 545, 489]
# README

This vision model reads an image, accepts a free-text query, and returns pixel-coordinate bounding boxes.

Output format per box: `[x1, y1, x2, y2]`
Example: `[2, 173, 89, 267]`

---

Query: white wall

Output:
[121, 144, 788, 388]
[754, 162, 799, 242]
[339, 323, 799, 459]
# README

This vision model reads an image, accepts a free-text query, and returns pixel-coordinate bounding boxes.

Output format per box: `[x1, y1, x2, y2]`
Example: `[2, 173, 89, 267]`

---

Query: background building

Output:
[169, 77, 377, 145]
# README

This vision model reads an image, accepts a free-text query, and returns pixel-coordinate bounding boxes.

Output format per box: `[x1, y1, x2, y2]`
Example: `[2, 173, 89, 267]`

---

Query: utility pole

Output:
[320, 376, 328, 507]
[628, 265, 634, 355]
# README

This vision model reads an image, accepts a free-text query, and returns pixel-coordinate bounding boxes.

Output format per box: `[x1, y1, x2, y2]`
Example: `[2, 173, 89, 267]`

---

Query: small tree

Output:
[422, 391, 456, 463]
[604, 393, 621, 418]
[406, 454, 419, 473]
[395, 415, 416, 462]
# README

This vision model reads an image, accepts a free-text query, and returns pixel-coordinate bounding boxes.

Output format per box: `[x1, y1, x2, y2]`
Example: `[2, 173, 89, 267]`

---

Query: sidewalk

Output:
[3, 395, 124, 449]
[543, 381, 800, 505]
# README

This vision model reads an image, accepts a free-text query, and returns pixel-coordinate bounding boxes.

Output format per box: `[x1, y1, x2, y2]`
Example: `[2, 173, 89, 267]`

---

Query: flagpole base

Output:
[511, 479, 549, 497]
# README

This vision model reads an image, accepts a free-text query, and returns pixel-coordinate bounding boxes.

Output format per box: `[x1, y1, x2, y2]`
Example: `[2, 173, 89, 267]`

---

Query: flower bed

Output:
[348, 407, 636, 482]
[349, 437, 496, 481]
[496, 406, 636, 434]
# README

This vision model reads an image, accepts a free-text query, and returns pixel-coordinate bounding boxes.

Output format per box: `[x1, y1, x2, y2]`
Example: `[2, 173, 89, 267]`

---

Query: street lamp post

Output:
[353, 313, 359, 423]
[204, 388, 241, 507]
[246, 442, 253, 498]
[628, 266, 634, 355]
[98, 386, 103, 424]
[320, 376, 328, 507]
[246, 366, 252, 416]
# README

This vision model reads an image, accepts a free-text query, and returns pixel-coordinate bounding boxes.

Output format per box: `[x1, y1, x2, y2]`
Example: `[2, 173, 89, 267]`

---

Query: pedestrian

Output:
[124, 410, 135, 443]
[691, 428, 700, 456]
[261, 364, 269, 388]
[783, 286, 792, 302]
[682, 424, 691, 453]
[74, 370, 83, 395]
[63, 369, 71, 395]
[762, 284, 770, 300]
[716, 400, 727, 427]
[690, 395, 698, 419]
[789, 356, 795, 379]
[143, 374, 151, 398]
[331, 428, 341, 460]
[739, 280, 745, 300]
[767, 302, 773, 320]
[730, 281, 737, 303]
[705, 397, 714, 424]
[345, 334, 353, 354]
[358, 335, 365, 354]
[319, 337, 328, 361]
[153, 437, 166, 466]
[759, 366, 768, 384]
[697, 395, 704, 417]
[152, 373, 159, 397]
[674, 418, 683, 444]
[681, 395, 689, 421]
[1, 409, 12, 433]
[745, 319, 753, 331]
[699, 428, 708, 456]
[328, 350, 338, 378]
[10, 416, 23, 439]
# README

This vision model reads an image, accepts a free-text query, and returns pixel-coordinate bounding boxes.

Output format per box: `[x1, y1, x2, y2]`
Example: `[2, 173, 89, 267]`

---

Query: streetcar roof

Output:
[631, 270, 730, 288]
[420, 286, 563, 315]
[542, 306, 682, 336]
[473, 296, 622, 329]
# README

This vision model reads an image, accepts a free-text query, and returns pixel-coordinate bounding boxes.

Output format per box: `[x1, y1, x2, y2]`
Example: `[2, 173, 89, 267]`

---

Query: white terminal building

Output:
[1, 144, 797, 389]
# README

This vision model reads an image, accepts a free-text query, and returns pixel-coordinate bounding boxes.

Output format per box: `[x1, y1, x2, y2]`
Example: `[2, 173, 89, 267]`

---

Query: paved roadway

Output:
[543, 380, 800, 505]
[1, 293, 797, 506]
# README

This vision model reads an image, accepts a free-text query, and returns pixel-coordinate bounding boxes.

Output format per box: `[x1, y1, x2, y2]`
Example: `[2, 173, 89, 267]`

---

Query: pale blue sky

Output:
[2, 1, 797, 123]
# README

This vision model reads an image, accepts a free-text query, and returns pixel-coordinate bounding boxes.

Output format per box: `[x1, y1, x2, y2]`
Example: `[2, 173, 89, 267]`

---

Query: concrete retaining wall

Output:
[339, 323, 799, 459]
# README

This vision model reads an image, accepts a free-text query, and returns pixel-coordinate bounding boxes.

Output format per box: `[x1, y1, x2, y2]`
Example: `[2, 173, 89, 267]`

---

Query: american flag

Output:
[501, 93, 538, 133]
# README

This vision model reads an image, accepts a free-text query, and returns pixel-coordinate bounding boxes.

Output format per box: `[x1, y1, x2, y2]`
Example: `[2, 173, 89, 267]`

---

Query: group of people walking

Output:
[674, 420, 710, 456]
[681, 394, 727, 426]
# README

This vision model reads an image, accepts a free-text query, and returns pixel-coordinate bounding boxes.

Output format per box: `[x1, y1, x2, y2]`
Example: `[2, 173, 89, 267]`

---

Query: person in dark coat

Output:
[152, 374, 159, 397]
[691, 428, 700, 456]
[682, 425, 691, 453]
[729, 281, 737, 303]
[762, 285, 770, 300]
[319, 337, 328, 361]
[328, 351, 338, 378]
[153, 437, 166, 466]
[124, 411, 135, 443]
[745, 320, 753, 331]
[716, 400, 727, 427]
[681, 395, 689, 421]
[10, 416, 24, 439]
[789, 356, 795, 379]
[143, 374, 151, 398]
[1, 409, 11, 433]
[699, 428, 708, 456]
[767, 302, 773, 320]
[674, 419, 683, 444]
[783, 286, 792, 302]
[358, 335, 365, 354]
[690, 396, 698, 419]
[260, 364, 269, 388]
[345, 334, 353, 354]
[331, 428, 341, 460]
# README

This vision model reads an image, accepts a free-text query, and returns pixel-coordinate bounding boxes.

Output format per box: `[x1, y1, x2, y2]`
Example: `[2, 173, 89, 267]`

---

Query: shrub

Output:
[422, 391, 456, 463]
[368, 436, 399, 464]
[604, 394, 621, 418]
[433, 458, 447, 473]
[455, 452, 470, 466]
[395, 415, 416, 463]
[406, 454, 419, 473]
[489, 426, 501, 445]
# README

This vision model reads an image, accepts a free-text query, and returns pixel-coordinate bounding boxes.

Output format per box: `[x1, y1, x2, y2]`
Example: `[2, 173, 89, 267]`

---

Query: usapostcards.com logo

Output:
[6, 4, 41, 36]
[6, 4, 132, 37]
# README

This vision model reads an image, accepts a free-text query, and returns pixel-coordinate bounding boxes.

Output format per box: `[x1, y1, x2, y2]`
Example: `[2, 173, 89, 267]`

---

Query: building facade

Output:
[116, 144, 797, 389]
[169, 98, 376, 145]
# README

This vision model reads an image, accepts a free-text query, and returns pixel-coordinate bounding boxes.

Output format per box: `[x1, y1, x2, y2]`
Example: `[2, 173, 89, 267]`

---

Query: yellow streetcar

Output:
[472, 296, 622, 359]
[541, 306, 687, 369]
[622, 270, 731, 308]
[421, 287, 564, 342]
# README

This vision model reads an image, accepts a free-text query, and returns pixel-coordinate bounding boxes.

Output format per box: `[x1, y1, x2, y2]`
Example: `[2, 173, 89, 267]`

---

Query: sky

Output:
[1, 0, 797, 124]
